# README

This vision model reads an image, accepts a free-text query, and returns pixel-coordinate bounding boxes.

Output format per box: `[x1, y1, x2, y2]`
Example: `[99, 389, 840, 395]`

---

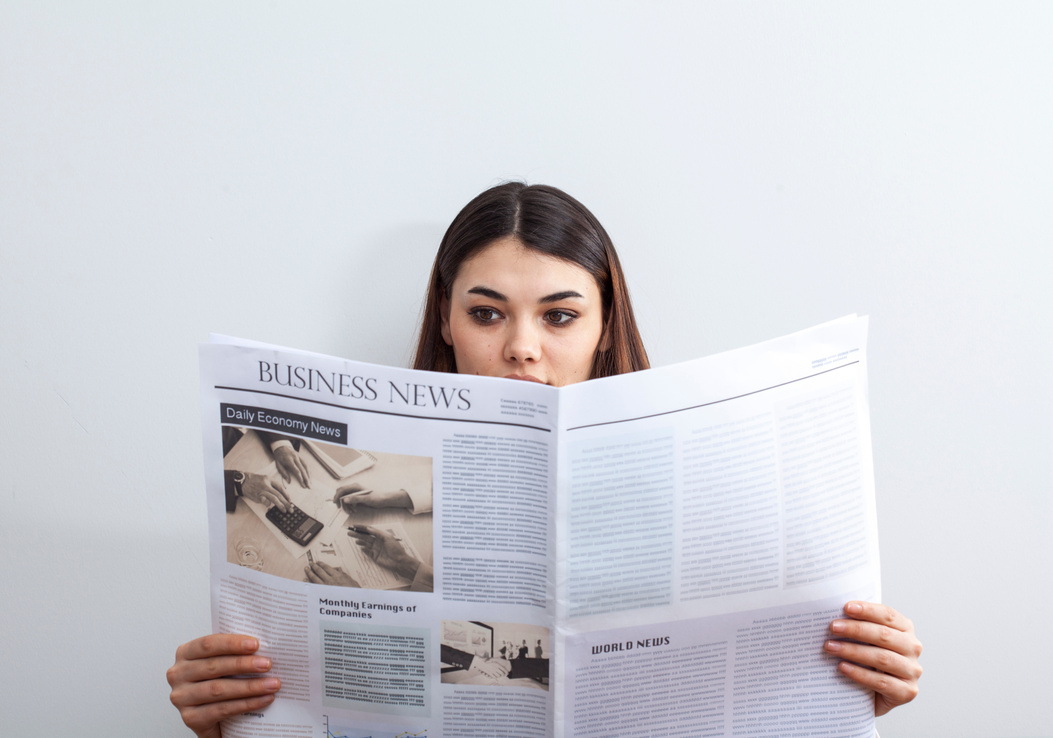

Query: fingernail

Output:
[831, 620, 847, 633]
[253, 657, 271, 670]
[824, 640, 843, 652]
[243, 638, 259, 651]
[846, 602, 863, 615]
[262, 678, 280, 691]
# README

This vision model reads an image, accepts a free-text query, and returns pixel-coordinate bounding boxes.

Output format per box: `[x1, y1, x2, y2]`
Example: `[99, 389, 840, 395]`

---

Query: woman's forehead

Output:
[453, 237, 600, 299]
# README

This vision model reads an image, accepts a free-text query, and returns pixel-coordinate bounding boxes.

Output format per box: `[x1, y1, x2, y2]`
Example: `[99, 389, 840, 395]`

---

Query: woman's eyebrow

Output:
[465, 286, 585, 303]
[539, 290, 585, 304]
[467, 286, 507, 301]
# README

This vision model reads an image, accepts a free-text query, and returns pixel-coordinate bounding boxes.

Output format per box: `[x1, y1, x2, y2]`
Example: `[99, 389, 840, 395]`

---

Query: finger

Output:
[830, 616, 921, 659]
[285, 457, 306, 487]
[305, 564, 323, 584]
[174, 634, 261, 664]
[355, 537, 381, 562]
[339, 492, 363, 510]
[350, 537, 378, 562]
[169, 650, 275, 689]
[263, 490, 288, 513]
[270, 485, 293, 511]
[833, 659, 920, 714]
[334, 491, 355, 509]
[347, 525, 379, 542]
[375, 534, 407, 559]
[843, 601, 916, 637]
[173, 673, 281, 709]
[342, 490, 376, 510]
[263, 477, 291, 502]
[294, 457, 310, 486]
[823, 638, 920, 682]
[177, 691, 278, 734]
[346, 528, 379, 553]
[352, 537, 373, 553]
[334, 483, 364, 501]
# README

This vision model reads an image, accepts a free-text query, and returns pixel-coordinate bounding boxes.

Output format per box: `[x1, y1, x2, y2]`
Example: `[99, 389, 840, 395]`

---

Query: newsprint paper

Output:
[199, 315, 879, 738]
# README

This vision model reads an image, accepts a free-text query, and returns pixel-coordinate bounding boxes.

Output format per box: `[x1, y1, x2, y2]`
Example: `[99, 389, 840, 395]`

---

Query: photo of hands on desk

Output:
[221, 427, 433, 592]
[441, 620, 550, 690]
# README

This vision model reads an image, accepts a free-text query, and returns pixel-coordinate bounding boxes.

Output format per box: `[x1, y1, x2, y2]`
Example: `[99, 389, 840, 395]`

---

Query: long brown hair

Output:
[413, 182, 649, 379]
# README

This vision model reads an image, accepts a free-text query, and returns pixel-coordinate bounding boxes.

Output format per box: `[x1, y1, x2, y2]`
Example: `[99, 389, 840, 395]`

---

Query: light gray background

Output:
[2, 3, 1050, 736]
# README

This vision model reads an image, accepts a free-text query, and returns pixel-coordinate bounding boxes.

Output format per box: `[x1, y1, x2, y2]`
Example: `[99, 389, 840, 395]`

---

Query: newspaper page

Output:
[199, 315, 878, 738]
[554, 315, 878, 737]
[200, 340, 562, 738]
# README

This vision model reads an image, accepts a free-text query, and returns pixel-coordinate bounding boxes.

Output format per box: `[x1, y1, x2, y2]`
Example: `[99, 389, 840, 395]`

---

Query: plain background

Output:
[1, 3, 1050, 736]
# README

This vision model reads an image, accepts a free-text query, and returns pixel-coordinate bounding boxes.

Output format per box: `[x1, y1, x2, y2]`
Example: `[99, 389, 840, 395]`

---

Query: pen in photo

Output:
[350, 525, 402, 541]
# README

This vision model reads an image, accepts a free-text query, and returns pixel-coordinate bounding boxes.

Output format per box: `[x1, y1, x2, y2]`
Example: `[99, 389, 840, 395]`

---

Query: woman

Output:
[168, 183, 922, 737]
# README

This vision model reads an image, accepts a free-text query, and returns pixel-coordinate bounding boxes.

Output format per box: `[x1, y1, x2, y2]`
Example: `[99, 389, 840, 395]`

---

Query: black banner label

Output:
[220, 403, 347, 444]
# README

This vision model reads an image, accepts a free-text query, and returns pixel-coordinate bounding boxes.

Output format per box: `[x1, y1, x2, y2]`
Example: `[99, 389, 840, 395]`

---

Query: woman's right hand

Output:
[167, 633, 281, 738]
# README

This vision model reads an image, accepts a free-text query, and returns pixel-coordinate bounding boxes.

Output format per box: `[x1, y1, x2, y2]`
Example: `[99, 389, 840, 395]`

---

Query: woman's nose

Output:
[504, 319, 541, 363]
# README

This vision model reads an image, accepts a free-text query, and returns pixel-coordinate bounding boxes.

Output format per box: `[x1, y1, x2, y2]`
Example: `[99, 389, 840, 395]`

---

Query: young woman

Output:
[168, 182, 922, 737]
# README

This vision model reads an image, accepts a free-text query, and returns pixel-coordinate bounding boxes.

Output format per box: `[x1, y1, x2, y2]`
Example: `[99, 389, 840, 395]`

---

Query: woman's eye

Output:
[546, 310, 576, 325]
[469, 308, 500, 323]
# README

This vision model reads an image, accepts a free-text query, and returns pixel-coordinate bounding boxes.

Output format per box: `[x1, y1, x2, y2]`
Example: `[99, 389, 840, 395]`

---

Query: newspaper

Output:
[200, 315, 879, 738]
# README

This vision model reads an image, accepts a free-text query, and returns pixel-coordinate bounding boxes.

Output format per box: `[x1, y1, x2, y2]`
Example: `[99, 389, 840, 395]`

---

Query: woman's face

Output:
[440, 237, 605, 387]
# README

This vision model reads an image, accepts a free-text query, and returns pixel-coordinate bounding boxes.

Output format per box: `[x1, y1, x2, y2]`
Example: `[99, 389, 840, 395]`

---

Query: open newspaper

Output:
[199, 316, 879, 738]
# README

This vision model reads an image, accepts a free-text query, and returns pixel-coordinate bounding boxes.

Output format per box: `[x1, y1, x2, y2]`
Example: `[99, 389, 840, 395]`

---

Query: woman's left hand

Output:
[825, 601, 923, 716]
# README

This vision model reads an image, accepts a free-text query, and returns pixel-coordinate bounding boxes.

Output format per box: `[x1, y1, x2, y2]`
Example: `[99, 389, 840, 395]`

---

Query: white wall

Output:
[1, 3, 1049, 736]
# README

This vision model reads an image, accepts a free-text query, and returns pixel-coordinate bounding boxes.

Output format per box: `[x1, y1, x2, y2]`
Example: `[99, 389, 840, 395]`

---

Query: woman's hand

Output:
[825, 601, 923, 716]
[167, 634, 281, 738]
